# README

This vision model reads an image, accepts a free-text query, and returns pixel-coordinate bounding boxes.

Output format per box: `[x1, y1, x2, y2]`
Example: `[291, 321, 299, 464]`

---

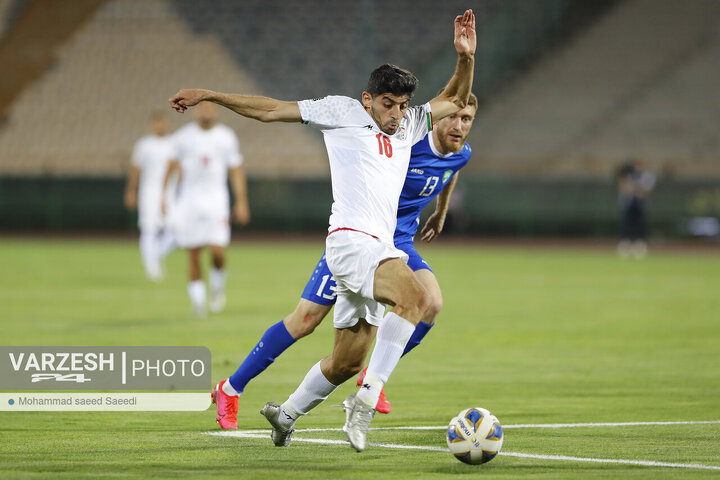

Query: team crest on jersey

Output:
[397, 121, 407, 141]
[442, 169, 454, 183]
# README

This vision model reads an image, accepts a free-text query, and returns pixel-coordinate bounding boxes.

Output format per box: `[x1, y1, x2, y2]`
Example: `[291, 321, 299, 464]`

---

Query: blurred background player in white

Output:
[124, 112, 177, 282]
[163, 102, 250, 316]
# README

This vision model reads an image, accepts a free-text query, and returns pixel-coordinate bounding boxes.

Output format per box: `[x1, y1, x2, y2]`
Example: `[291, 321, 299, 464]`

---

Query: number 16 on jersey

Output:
[376, 134, 393, 158]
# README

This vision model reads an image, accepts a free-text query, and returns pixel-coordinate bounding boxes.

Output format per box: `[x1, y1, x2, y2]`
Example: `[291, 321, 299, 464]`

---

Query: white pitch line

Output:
[205, 419, 720, 436]
[205, 432, 449, 452]
[203, 430, 720, 471]
[501, 452, 720, 471]
[502, 420, 720, 429]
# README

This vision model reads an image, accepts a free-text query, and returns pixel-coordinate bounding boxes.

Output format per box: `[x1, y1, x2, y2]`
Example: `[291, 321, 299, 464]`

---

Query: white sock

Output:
[158, 229, 176, 258]
[277, 403, 301, 430]
[209, 268, 226, 294]
[139, 230, 161, 278]
[222, 379, 238, 396]
[355, 312, 415, 408]
[284, 361, 338, 420]
[187, 280, 206, 310]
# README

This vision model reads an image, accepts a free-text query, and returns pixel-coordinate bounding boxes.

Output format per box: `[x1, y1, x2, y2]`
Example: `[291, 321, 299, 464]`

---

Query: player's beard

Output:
[438, 127, 468, 153]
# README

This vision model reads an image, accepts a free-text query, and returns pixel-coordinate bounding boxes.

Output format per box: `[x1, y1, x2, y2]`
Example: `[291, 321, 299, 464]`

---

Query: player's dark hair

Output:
[367, 64, 419, 98]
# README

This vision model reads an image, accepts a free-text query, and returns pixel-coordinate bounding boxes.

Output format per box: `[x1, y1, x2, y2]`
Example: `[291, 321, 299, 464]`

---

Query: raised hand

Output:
[233, 202, 251, 226]
[169, 89, 210, 113]
[453, 9, 476, 57]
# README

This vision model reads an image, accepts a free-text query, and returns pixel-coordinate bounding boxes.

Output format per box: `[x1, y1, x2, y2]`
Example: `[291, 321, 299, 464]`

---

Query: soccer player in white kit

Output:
[170, 9, 475, 451]
[124, 112, 177, 282]
[163, 102, 251, 316]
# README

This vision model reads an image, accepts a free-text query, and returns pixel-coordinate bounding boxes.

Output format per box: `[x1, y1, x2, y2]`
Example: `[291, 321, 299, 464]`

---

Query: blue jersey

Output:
[301, 133, 471, 305]
[394, 134, 471, 244]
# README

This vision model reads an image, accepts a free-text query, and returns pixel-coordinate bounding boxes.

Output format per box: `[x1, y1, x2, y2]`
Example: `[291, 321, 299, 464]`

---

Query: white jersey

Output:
[172, 122, 243, 218]
[298, 95, 432, 244]
[131, 134, 177, 231]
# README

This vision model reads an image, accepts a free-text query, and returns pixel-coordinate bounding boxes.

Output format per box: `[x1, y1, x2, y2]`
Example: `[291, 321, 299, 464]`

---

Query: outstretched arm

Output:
[429, 9, 476, 122]
[420, 173, 459, 243]
[169, 89, 302, 123]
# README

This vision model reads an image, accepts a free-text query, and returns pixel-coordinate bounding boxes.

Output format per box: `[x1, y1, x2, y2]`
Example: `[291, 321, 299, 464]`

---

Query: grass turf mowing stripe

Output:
[204, 430, 720, 471]
[204, 419, 720, 435]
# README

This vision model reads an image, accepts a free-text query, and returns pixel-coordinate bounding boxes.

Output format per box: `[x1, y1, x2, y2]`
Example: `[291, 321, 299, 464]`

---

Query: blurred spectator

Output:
[616, 158, 655, 259]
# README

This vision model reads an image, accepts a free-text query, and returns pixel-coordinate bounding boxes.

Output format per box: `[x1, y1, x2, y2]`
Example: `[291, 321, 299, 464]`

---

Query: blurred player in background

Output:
[124, 112, 177, 282]
[211, 92, 478, 431]
[617, 158, 655, 258]
[162, 102, 250, 316]
[170, 9, 475, 451]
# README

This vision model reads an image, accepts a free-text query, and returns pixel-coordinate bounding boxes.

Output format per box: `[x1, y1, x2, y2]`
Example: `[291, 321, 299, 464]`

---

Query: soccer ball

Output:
[446, 407, 504, 465]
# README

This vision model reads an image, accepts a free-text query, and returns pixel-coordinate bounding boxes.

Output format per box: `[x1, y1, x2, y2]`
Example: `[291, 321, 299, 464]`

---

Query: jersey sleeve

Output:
[298, 95, 358, 130]
[404, 102, 433, 146]
[224, 128, 243, 167]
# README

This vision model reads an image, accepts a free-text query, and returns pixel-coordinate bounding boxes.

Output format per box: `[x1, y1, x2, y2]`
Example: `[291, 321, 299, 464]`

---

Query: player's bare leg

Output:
[283, 299, 332, 339]
[343, 258, 430, 450]
[356, 267, 442, 412]
[263, 319, 376, 446]
[208, 245, 227, 313]
[354, 258, 432, 415]
[373, 258, 430, 323]
[321, 320, 377, 385]
[187, 247, 206, 316]
[415, 269, 443, 325]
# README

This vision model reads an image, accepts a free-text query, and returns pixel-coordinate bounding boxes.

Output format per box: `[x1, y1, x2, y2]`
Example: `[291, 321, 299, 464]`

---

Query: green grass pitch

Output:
[0, 237, 719, 479]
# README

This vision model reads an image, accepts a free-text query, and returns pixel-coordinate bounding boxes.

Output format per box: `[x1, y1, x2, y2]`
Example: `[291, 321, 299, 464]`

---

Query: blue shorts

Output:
[300, 240, 432, 306]
[394, 238, 433, 274]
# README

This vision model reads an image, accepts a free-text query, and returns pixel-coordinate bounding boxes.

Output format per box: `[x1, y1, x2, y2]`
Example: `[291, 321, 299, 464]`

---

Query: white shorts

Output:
[325, 229, 408, 329]
[175, 210, 230, 249]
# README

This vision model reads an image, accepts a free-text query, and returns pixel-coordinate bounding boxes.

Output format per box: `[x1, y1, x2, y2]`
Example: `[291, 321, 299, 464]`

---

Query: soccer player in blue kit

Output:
[210, 92, 478, 430]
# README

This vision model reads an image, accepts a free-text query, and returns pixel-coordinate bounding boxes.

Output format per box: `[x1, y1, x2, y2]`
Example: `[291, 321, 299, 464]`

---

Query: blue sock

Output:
[401, 322, 434, 357]
[228, 321, 296, 393]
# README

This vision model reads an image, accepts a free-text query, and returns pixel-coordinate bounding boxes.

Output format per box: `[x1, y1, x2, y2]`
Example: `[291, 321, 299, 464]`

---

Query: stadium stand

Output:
[0, 0, 105, 123]
[169, 0, 502, 100]
[465, 0, 720, 178]
[0, 0, 327, 177]
[0, 0, 15, 39]
[0, 0, 717, 180]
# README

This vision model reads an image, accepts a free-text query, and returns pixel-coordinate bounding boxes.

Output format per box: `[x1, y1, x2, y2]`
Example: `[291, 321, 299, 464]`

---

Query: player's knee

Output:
[285, 307, 324, 339]
[412, 287, 432, 318]
[396, 286, 431, 322]
[211, 253, 224, 268]
[298, 311, 323, 336]
[425, 293, 443, 321]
